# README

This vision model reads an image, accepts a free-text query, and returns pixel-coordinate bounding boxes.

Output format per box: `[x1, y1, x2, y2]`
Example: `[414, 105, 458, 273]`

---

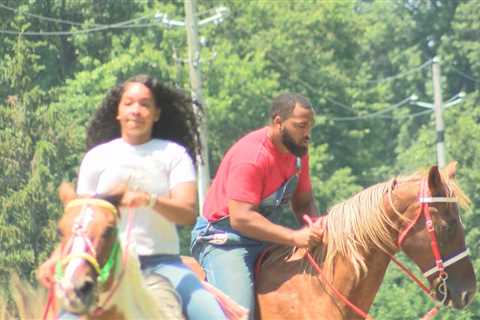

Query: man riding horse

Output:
[190, 92, 326, 319]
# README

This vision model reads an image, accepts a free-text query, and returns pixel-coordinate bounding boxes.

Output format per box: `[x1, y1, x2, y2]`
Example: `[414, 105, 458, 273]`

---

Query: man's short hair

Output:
[270, 92, 313, 120]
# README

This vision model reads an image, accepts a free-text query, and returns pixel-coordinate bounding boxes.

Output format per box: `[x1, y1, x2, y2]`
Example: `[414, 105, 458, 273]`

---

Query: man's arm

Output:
[292, 190, 326, 243]
[229, 199, 321, 247]
[291, 190, 319, 225]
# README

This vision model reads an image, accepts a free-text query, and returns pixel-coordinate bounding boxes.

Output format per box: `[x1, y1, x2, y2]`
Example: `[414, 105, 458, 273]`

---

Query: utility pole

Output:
[432, 56, 446, 168]
[155, 3, 228, 215]
[184, 0, 210, 213]
[410, 57, 466, 168]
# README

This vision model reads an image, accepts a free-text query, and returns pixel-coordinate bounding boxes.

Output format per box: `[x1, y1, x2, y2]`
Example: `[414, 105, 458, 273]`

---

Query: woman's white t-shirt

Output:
[77, 138, 196, 255]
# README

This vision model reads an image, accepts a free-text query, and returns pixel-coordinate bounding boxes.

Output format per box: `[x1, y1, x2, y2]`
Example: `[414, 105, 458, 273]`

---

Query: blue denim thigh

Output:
[194, 242, 265, 320]
[141, 254, 226, 320]
[57, 311, 80, 320]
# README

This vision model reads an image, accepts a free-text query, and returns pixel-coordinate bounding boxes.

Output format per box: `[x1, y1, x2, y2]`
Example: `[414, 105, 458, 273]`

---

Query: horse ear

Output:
[58, 182, 77, 206]
[442, 161, 457, 179]
[427, 165, 444, 196]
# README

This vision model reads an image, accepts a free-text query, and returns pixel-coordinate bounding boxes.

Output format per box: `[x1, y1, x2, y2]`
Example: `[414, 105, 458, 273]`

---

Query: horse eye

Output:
[56, 228, 64, 238]
[446, 218, 458, 232]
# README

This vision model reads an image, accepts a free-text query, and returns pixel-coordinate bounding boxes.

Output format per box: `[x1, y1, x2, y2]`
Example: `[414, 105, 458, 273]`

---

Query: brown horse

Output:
[41, 183, 183, 320]
[255, 162, 476, 319]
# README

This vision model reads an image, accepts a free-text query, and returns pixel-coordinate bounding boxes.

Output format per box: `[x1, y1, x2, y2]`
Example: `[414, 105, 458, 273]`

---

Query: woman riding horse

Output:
[37, 74, 226, 320]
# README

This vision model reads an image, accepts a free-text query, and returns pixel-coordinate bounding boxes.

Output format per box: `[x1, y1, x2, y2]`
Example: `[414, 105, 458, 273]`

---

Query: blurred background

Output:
[0, 1, 478, 318]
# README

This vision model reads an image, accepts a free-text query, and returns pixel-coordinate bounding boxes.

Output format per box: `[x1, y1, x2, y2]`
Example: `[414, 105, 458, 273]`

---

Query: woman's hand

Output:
[120, 190, 151, 208]
[119, 182, 196, 225]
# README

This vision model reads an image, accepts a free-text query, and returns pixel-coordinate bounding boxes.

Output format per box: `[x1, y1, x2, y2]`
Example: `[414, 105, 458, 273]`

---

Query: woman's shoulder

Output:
[149, 139, 187, 153]
[83, 139, 122, 159]
[149, 139, 193, 167]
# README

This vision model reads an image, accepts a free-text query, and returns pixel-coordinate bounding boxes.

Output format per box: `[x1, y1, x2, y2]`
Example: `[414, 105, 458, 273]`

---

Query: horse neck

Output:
[327, 183, 422, 317]
[324, 248, 392, 318]
[318, 182, 416, 318]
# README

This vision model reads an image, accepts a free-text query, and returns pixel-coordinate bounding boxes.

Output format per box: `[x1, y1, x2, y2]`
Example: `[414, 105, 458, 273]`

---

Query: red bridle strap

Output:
[423, 248, 470, 278]
[419, 180, 446, 277]
[387, 178, 462, 319]
[303, 215, 373, 320]
[304, 251, 373, 319]
[303, 178, 461, 320]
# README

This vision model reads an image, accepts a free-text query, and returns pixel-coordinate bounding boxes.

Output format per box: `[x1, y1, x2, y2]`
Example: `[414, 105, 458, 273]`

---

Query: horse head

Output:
[391, 162, 476, 309]
[55, 182, 123, 315]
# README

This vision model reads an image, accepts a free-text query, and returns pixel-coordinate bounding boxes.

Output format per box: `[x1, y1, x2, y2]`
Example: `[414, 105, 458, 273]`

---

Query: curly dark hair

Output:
[86, 74, 201, 164]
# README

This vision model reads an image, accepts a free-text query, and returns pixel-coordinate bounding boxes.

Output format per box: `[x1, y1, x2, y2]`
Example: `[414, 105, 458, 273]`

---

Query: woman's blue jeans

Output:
[139, 254, 226, 320]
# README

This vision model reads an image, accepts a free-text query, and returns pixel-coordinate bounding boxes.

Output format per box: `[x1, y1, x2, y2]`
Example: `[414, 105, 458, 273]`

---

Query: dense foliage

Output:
[0, 1, 478, 318]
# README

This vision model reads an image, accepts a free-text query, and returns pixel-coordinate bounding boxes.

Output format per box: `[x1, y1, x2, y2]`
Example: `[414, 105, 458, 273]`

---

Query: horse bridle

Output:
[304, 178, 472, 320]
[393, 178, 471, 303]
[55, 199, 121, 287]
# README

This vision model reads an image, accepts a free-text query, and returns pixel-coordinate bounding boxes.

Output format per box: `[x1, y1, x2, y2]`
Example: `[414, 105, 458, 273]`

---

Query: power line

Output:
[324, 97, 358, 113]
[268, 53, 434, 115]
[0, 13, 154, 36]
[383, 108, 432, 120]
[451, 67, 479, 83]
[0, 3, 95, 26]
[328, 96, 413, 121]
[330, 108, 433, 122]
[363, 59, 432, 84]
[330, 89, 463, 122]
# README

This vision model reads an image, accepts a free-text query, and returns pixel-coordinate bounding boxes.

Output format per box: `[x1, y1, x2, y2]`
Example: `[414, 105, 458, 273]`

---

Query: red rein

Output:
[303, 178, 450, 320]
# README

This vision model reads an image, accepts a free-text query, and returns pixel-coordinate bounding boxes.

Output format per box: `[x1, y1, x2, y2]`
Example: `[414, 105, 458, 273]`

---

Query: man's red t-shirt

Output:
[203, 127, 312, 222]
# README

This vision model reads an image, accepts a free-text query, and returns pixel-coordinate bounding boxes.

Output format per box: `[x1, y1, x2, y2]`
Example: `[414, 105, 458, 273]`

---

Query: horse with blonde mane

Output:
[255, 162, 476, 319]
[38, 182, 183, 320]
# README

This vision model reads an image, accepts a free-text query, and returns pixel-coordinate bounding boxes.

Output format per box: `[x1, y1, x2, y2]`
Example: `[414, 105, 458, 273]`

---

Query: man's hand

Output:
[291, 226, 324, 247]
[291, 215, 327, 247]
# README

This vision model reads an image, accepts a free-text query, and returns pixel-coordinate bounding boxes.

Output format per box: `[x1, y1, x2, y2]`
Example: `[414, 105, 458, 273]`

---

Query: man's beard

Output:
[281, 127, 308, 157]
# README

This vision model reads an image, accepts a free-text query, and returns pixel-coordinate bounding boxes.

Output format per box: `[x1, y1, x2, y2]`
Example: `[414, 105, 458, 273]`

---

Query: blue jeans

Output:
[191, 217, 266, 319]
[140, 254, 226, 320]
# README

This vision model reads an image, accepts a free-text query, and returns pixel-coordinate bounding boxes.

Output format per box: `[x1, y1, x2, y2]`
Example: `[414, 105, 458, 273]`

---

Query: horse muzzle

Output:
[57, 276, 98, 314]
[432, 276, 476, 309]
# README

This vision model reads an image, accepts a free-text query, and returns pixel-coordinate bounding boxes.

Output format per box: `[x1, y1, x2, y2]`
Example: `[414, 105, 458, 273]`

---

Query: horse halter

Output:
[394, 178, 471, 304]
[55, 198, 120, 286]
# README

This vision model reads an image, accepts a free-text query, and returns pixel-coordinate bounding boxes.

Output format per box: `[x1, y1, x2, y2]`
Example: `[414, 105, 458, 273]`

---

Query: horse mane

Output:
[0, 273, 48, 320]
[308, 169, 470, 282]
[320, 179, 397, 281]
